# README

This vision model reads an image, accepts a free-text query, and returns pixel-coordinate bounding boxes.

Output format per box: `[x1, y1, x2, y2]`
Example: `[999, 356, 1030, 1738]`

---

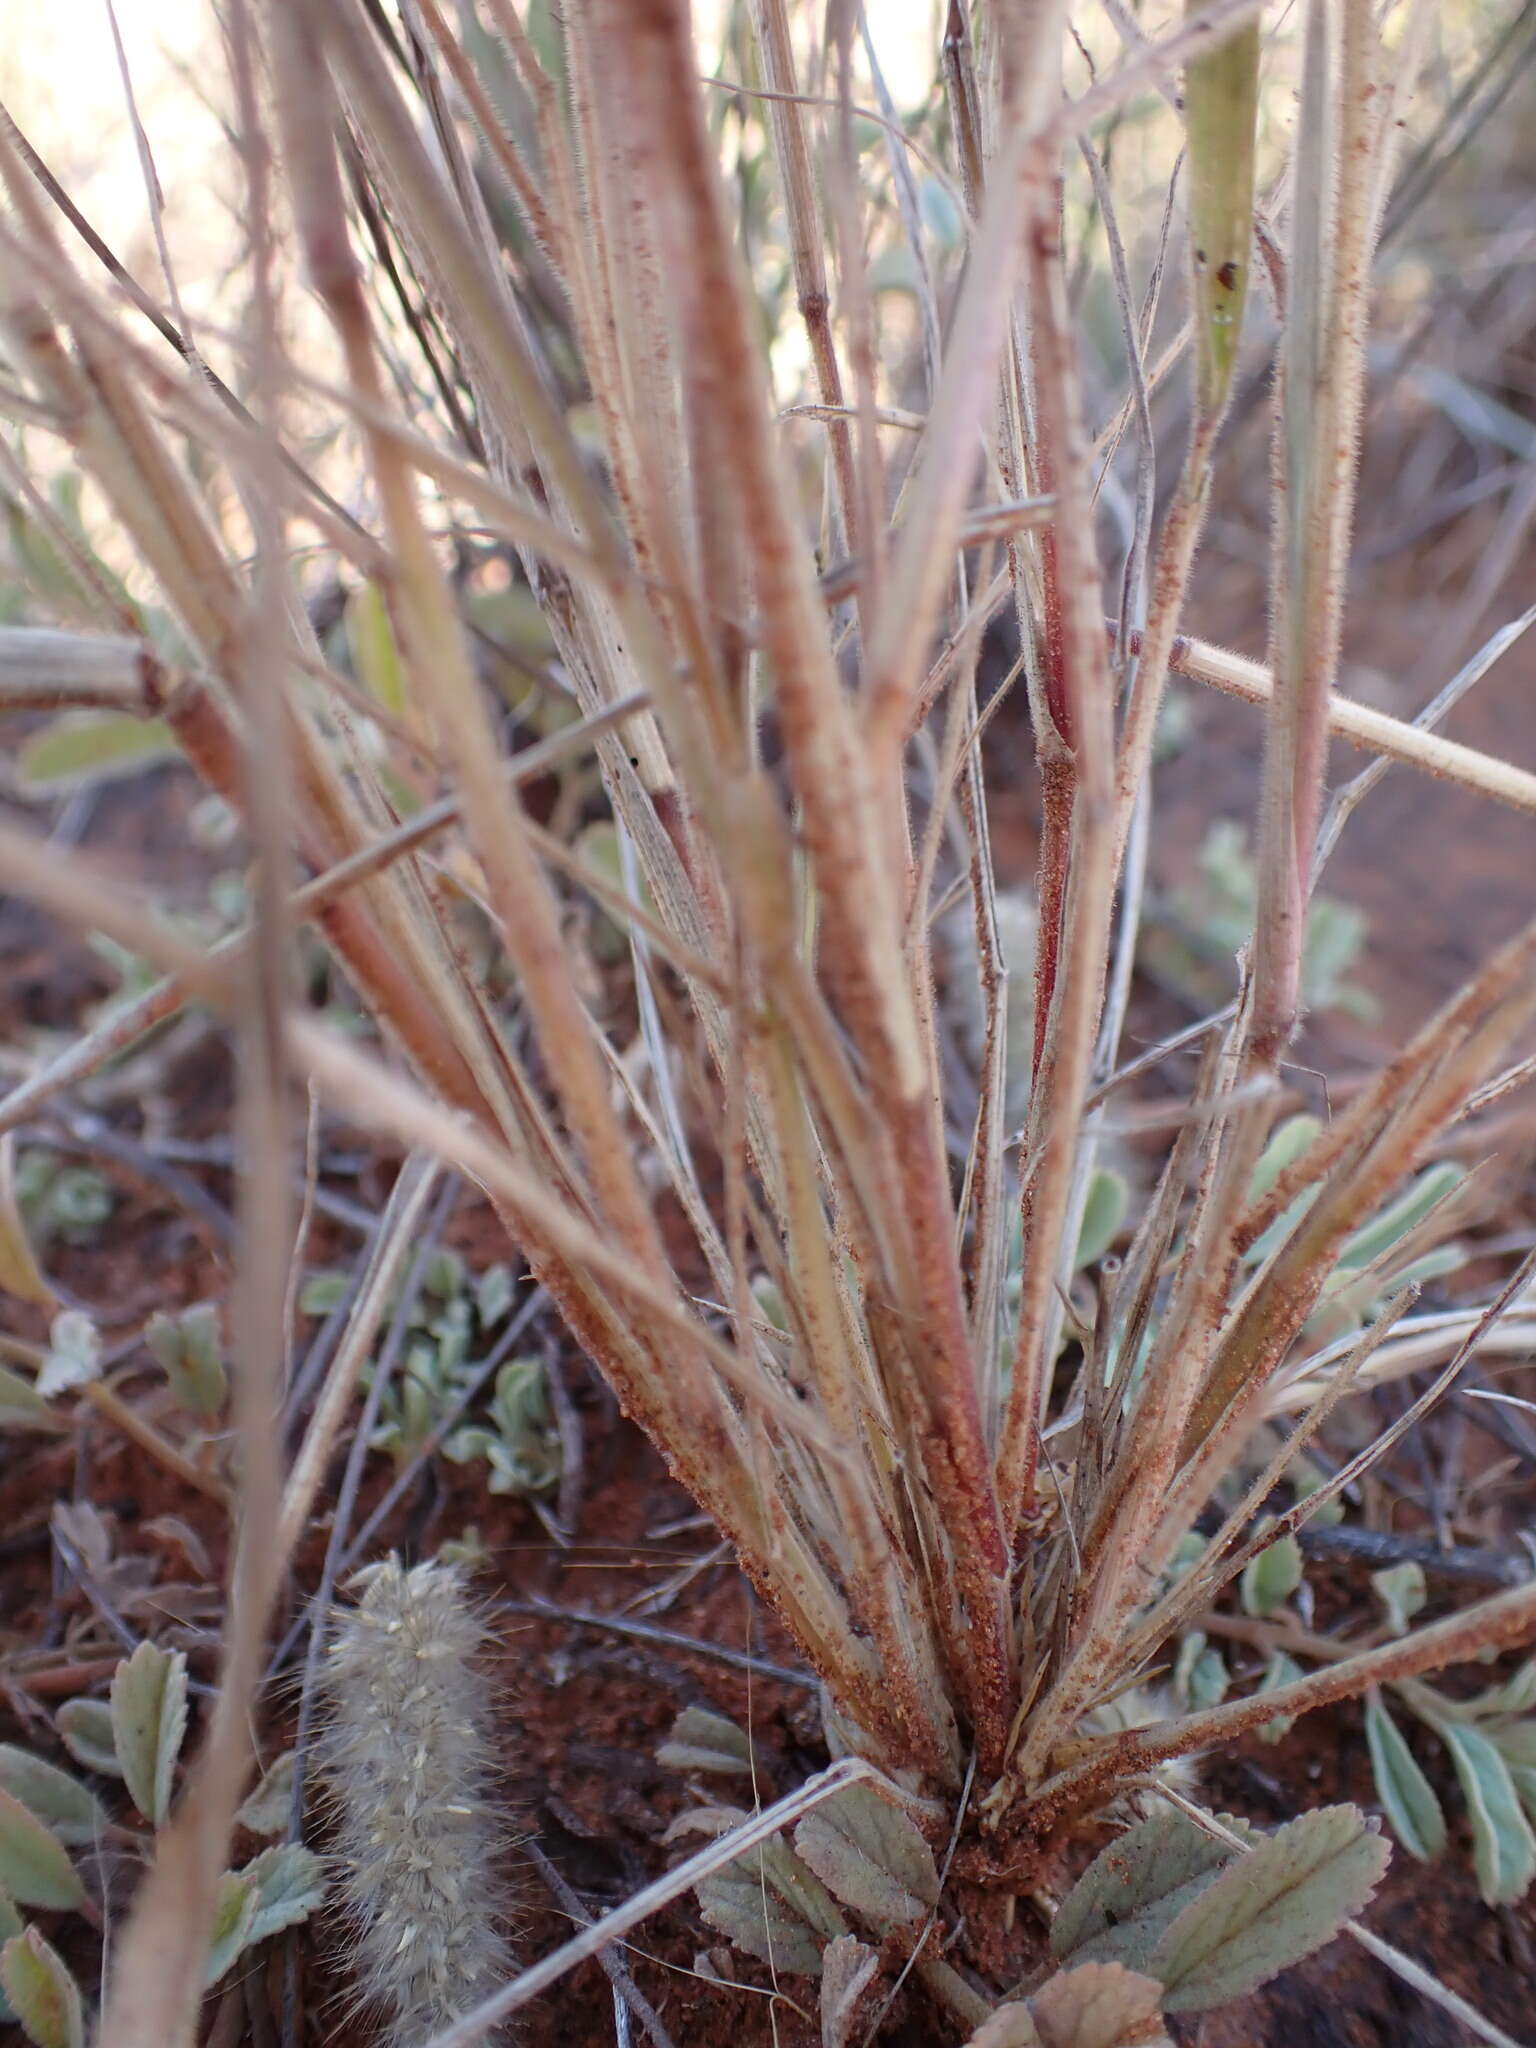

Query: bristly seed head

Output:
[316, 1555, 517, 2045]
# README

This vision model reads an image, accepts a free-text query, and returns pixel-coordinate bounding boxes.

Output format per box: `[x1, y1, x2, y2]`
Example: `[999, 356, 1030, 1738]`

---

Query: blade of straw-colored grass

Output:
[1029, 1568, 1536, 1829]
[750, 0, 858, 551]
[1177, 1246, 1536, 1604]
[1251, 0, 1376, 1065]
[97, 14, 293, 2033]
[275, 1160, 440, 1560]
[276, 0, 676, 1283]
[994, 85, 1119, 1542]
[1186, 969, 1536, 1465]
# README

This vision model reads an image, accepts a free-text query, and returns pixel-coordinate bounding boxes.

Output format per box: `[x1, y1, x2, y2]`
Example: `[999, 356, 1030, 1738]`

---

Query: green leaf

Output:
[1506, 1764, 1536, 1830]
[658, 1707, 756, 1776]
[1370, 1563, 1426, 1639]
[0, 1928, 86, 2048]
[686, 1809, 847, 1976]
[236, 1752, 296, 1837]
[820, 1934, 880, 2048]
[241, 1843, 326, 1942]
[110, 1641, 188, 1825]
[0, 1750, 106, 1847]
[1152, 1806, 1390, 2013]
[54, 1701, 120, 1780]
[143, 1303, 227, 1419]
[16, 714, 179, 795]
[1028, 1962, 1173, 2048]
[794, 1781, 940, 1933]
[1364, 1696, 1446, 1863]
[1247, 1115, 1322, 1205]
[1184, 14, 1260, 421]
[344, 580, 406, 714]
[203, 1870, 258, 1987]
[1241, 1530, 1304, 1617]
[1051, 1809, 1240, 1974]
[1256, 1650, 1305, 1744]
[475, 1262, 515, 1329]
[0, 1790, 84, 1911]
[1173, 1632, 1228, 1711]
[1337, 1163, 1464, 1270]
[0, 1892, 21, 2023]
[1074, 1170, 1129, 1272]
[1460, 1660, 1536, 1720]
[298, 1270, 349, 1317]
[1439, 1722, 1536, 1905]
[0, 1367, 62, 1434]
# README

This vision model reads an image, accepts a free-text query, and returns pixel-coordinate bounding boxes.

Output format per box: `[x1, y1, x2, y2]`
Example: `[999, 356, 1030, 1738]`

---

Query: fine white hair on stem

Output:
[317, 1556, 516, 2046]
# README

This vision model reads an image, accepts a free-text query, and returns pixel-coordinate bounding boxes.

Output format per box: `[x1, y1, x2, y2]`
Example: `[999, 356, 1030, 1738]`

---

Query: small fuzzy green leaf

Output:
[143, 1303, 226, 1419]
[344, 580, 406, 715]
[36, 1312, 101, 1399]
[1153, 1806, 1390, 2013]
[0, 1928, 86, 2048]
[1439, 1722, 1536, 1905]
[1173, 1632, 1228, 1711]
[819, 1934, 881, 2048]
[0, 1750, 106, 1847]
[1052, 1809, 1240, 1973]
[1074, 1170, 1129, 1272]
[1461, 1660, 1536, 1720]
[658, 1706, 755, 1776]
[1504, 1763, 1536, 1832]
[0, 1790, 84, 1911]
[1370, 1563, 1427, 1638]
[1364, 1696, 1446, 1863]
[1337, 1163, 1465, 1270]
[694, 1821, 848, 1976]
[475, 1262, 515, 1329]
[236, 1752, 296, 1837]
[54, 1701, 120, 1780]
[1257, 1650, 1305, 1744]
[1029, 1962, 1173, 2048]
[203, 1870, 258, 1987]
[1247, 1114, 1321, 1206]
[0, 1367, 62, 1433]
[1184, 15, 1260, 421]
[298, 1270, 349, 1316]
[1241, 1530, 1304, 1617]
[0, 1892, 21, 2021]
[240, 1844, 326, 1942]
[110, 1640, 188, 1824]
[16, 713, 178, 795]
[794, 1781, 939, 1933]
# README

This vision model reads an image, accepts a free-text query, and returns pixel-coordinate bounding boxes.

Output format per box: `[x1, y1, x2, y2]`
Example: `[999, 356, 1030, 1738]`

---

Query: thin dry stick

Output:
[1163, 626, 1536, 815]
[275, 1160, 440, 1559]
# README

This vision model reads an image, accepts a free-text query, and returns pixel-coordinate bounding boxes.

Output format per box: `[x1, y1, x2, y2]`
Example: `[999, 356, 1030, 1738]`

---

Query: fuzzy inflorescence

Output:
[317, 1556, 514, 2045]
